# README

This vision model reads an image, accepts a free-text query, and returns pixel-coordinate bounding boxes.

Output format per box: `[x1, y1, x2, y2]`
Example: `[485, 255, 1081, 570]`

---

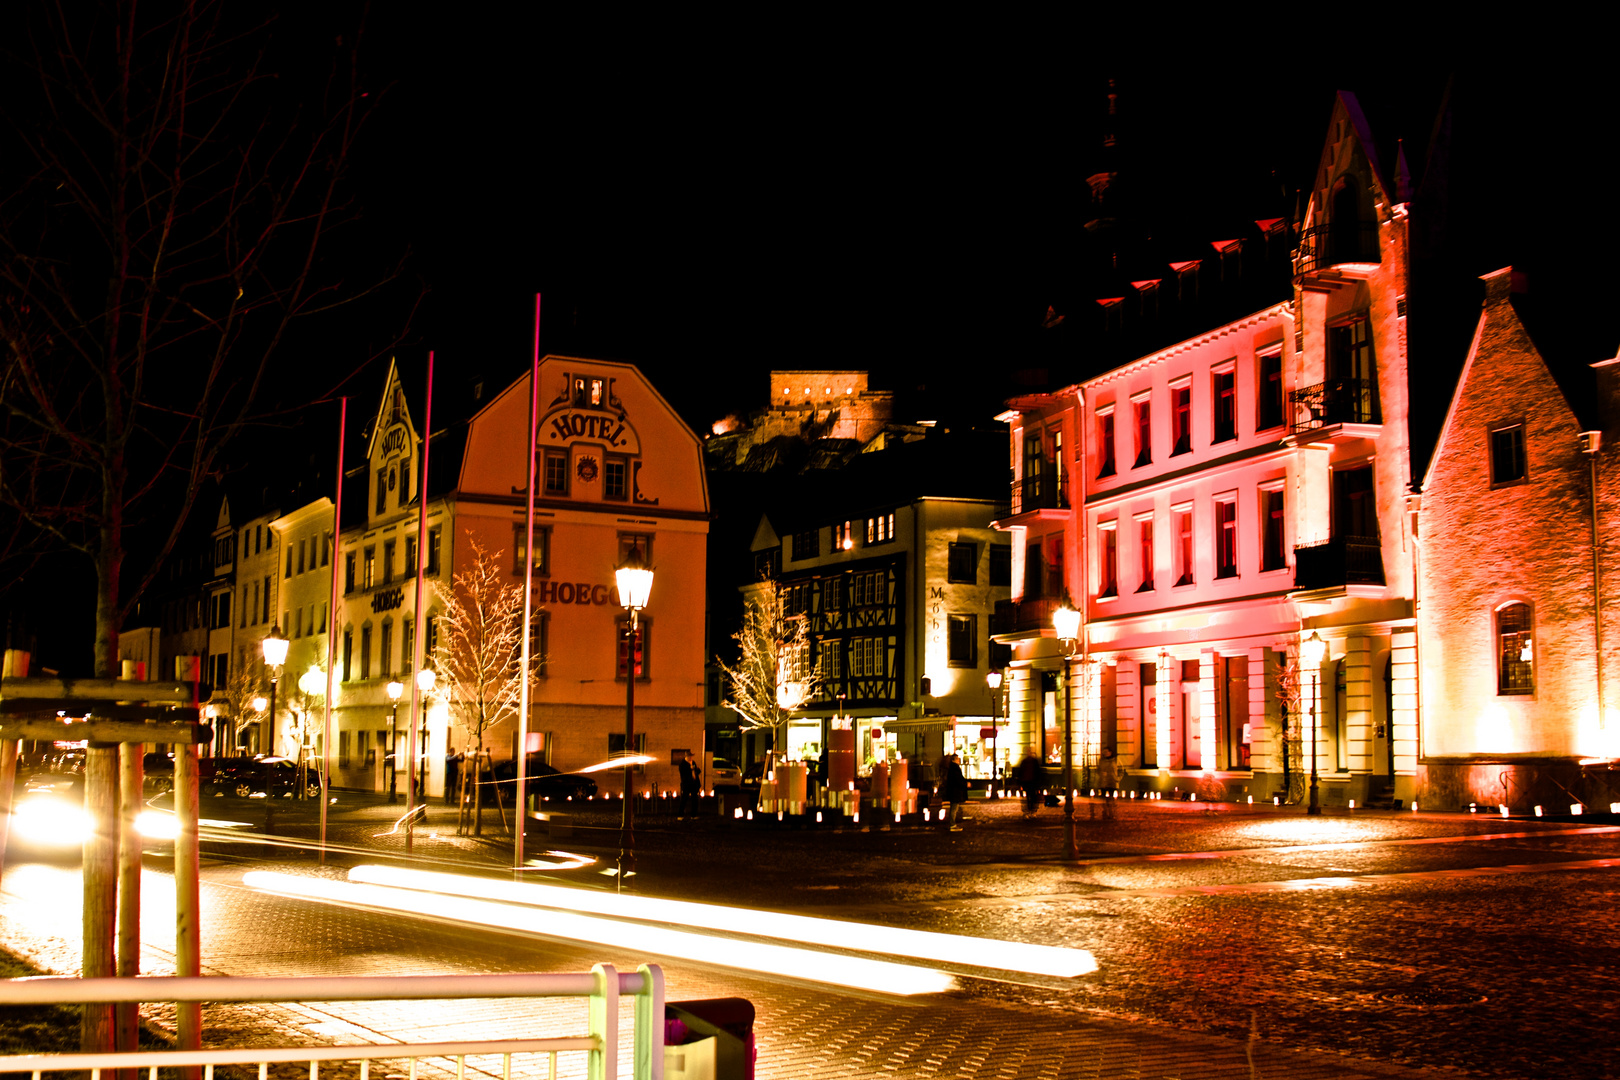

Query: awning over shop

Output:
[880, 717, 953, 734]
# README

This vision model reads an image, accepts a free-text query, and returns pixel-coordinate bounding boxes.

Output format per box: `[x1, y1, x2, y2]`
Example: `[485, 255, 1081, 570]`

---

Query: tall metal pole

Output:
[1308, 666, 1322, 815]
[388, 702, 399, 802]
[320, 397, 346, 863]
[619, 609, 637, 892]
[1062, 649, 1076, 860]
[516, 295, 541, 874]
[407, 351, 435, 853]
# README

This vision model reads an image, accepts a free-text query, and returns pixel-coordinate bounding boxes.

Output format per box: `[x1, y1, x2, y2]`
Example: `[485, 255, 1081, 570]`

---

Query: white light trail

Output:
[243, 871, 954, 996]
[348, 865, 1097, 979]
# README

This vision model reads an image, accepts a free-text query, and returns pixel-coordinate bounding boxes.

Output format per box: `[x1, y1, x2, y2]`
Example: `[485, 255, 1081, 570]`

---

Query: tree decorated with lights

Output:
[717, 577, 821, 747]
[432, 537, 536, 835]
[1274, 644, 1306, 804]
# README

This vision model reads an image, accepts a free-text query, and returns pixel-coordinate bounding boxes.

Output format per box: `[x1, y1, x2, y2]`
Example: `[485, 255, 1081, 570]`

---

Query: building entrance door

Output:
[1140, 662, 1158, 768]
[1182, 686, 1200, 768]
[1225, 656, 1250, 769]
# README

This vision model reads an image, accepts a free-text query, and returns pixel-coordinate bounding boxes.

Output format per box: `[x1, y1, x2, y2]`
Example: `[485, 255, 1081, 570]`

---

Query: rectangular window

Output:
[1498, 603, 1534, 695]
[376, 469, 387, 514]
[262, 576, 272, 623]
[1216, 497, 1238, 579]
[399, 454, 411, 508]
[617, 620, 648, 679]
[1213, 369, 1237, 443]
[1491, 425, 1527, 485]
[322, 532, 332, 567]
[343, 630, 352, 681]
[792, 530, 820, 561]
[1258, 350, 1284, 430]
[514, 523, 550, 577]
[833, 520, 854, 551]
[360, 625, 372, 680]
[1133, 398, 1152, 468]
[363, 547, 376, 589]
[866, 513, 896, 544]
[947, 542, 977, 584]
[380, 623, 393, 678]
[1261, 487, 1286, 571]
[289, 609, 298, 638]
[427, 527, 442, 574]
[1171, 384, 1192, 456]
[318, 602, 326, 636]
[339, 730, 351, 769]
[530, 612, 548, 676]
[405, 534, 418, 575]
[297, 539, 306, 575]
[618, 532, 652, 568]
[402, 619, 415, 674]
[1099, 525, 1118, 598]
[989, 545, 1011, 586]
[383, 540, 396, 585]
[1097, 410, 1116, 478]
[1136, 517, 1154, 592]
[255, 525, 262, 554]
[604, 455, 628, 500]
[285, 542, 293, 579]
[345, 553, 356, 594]
[947, 614, 977, 667]
[543, 450, 569, 495]
[241, 585, 249, 628]
[820, 638, 842, 681]
[243, 528, 251, 558]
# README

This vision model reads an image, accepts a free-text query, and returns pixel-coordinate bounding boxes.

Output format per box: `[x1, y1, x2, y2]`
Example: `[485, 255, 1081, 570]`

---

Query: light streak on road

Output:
[348, 864, 1098, 979]
[242, 871, 956, 996]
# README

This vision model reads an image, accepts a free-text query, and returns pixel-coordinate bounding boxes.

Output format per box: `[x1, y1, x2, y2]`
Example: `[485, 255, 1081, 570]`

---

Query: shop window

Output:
[947, 614, 977, 667]
[1491, 424, 1527, 486]
[604, 455, 629, 501]
[1260, 486, 1286, 571]
[948, 542, 977, 584]
[989, 545, 1011, 586]
[1099, 524, 1118, 598]
[1213, 368, 1237, 443]
[1215, 497, 1238, 579]
[1497, 602, 1533, 695]
[1097, 410, 1116, 478]
[514, 523, 551, 577]
[542, 450, 569, 496]
[616, 619, 650, 680]
[1258, 350, 1284, 430]
[1136, 516, 1154, 592]
[1171, 383, 1192, 456]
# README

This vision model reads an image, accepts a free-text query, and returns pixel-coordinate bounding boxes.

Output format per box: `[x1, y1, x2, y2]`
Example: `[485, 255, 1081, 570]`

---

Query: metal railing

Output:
[0, 966, 665, 1080]
[1288, 377, 1379, 434]
[1008, 473, 1068, 515]
[1293, 535, 1384, 589]
[1294, 222, 1380, 276]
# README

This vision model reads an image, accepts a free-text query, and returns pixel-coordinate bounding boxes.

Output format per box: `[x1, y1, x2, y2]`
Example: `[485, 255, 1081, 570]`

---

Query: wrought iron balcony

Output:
[1289, 378, 1379, 435]
[1008, 473, 1069, 516]
[1293, 535, 1384, 590]
[1295, 222, 1380, 277]
[991, 595, 1067, 637]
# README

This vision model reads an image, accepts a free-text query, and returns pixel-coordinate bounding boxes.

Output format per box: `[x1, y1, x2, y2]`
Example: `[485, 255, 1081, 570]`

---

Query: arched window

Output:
[1497, 603, 1533, 695]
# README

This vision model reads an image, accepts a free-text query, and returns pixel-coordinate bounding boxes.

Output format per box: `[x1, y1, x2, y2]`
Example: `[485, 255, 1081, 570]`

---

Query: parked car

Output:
[204, 756, 319, 799]
[708, 757, 742, 791]
[492, 755, 599, 800]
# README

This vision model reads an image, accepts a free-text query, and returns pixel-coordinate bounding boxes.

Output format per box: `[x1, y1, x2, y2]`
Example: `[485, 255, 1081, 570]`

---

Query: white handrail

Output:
[1, 971, 654, 1003]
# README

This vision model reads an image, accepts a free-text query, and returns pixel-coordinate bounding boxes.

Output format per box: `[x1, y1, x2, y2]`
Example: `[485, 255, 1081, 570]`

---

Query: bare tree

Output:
[0, 2, 405, 678]
[1274, 645, 1306, 804]
[210, 646, 268, 755]
[432, 536, 534, 836]
[716, 577, 821, 747]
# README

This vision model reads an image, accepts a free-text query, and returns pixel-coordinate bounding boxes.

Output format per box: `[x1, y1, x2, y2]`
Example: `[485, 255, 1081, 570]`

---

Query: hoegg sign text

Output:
[536, 580, 615, 606]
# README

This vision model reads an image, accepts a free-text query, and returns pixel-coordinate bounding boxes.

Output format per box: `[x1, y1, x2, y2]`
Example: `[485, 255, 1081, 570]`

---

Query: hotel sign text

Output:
[543, 409, 641, 454]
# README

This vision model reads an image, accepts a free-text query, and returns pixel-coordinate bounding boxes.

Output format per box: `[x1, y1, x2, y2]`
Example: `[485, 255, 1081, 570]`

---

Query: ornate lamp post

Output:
[386, 680, 404, 802]
[1301, 631, 1326, 816]
[615, 545, 654, 892]
[296, 666, 325, 799]
[1052, 604, 1081, 860]
[985, 669, 1003, 787]
[261, 625, 289, 758]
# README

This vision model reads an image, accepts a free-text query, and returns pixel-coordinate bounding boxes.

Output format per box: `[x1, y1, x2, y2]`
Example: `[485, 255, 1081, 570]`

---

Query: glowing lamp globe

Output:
[386, 680, 405, 702]
[1052, 605, 1081, 642]
[615, 546, 654, 610]
[416, 668, 437, 693]
[298, 666, 325, 698]
[985, 669, 1003, 691]
[1300, 631, 1327, 666]
[261, 626, 289, 668]
[251, 696, 268, 714]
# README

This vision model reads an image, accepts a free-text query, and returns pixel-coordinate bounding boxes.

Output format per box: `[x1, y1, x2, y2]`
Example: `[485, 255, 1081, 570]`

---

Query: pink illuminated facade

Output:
[994, 93, 1422, 808]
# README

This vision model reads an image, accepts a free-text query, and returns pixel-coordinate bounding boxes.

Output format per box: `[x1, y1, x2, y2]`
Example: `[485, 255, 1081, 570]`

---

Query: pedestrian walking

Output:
[677, 749, 701, 817]
[940, 754, 969, 831]
[1018, 753, 1045, 818]
[1097, 747, 1118, 821]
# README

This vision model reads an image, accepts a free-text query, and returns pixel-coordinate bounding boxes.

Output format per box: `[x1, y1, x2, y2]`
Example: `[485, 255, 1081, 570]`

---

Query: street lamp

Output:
[296, 666, 325, 799]
[615, 545, 654, 892]
[1301, 631, 1327, 816]
[986, 669, 1003, 786]
[415, 668, 436, 809]
[1052, 604, 1081, 860]
[261, 625, 289, 758]
[386, 680, 404, 803]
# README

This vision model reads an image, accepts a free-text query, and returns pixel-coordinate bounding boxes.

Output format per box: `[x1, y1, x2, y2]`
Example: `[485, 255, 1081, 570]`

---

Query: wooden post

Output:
[0, 738, 17, 889]
[81, 743, 119, 1052]
[116, 742, 144, 1063]
[174, 741, 202, 1079]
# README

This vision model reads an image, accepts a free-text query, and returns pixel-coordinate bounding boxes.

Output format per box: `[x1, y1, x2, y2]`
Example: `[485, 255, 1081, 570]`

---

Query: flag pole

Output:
[407, 352, 434, 853]
[320, 396, 347, 864]
[516, 294, 541, 874]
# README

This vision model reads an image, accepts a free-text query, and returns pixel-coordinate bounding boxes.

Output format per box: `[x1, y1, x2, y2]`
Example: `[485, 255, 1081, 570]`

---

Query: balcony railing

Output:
[1289, 377, 1379, 434]
[1293, 535, 1384, 590]
[992, 595, 1067, 636]
[1295, 222, 1380, 276]
[1009, 473, 1069, 516]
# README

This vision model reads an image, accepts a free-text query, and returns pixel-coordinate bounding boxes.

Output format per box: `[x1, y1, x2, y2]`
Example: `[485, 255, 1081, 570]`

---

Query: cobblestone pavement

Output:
[5, 791, 1618, 1079]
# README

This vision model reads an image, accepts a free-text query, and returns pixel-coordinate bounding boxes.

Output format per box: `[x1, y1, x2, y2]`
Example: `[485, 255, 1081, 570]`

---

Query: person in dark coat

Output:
[940, 754, 969, 830]
[677, 750, 701, 817]
[1018, 753, 1045, 818]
